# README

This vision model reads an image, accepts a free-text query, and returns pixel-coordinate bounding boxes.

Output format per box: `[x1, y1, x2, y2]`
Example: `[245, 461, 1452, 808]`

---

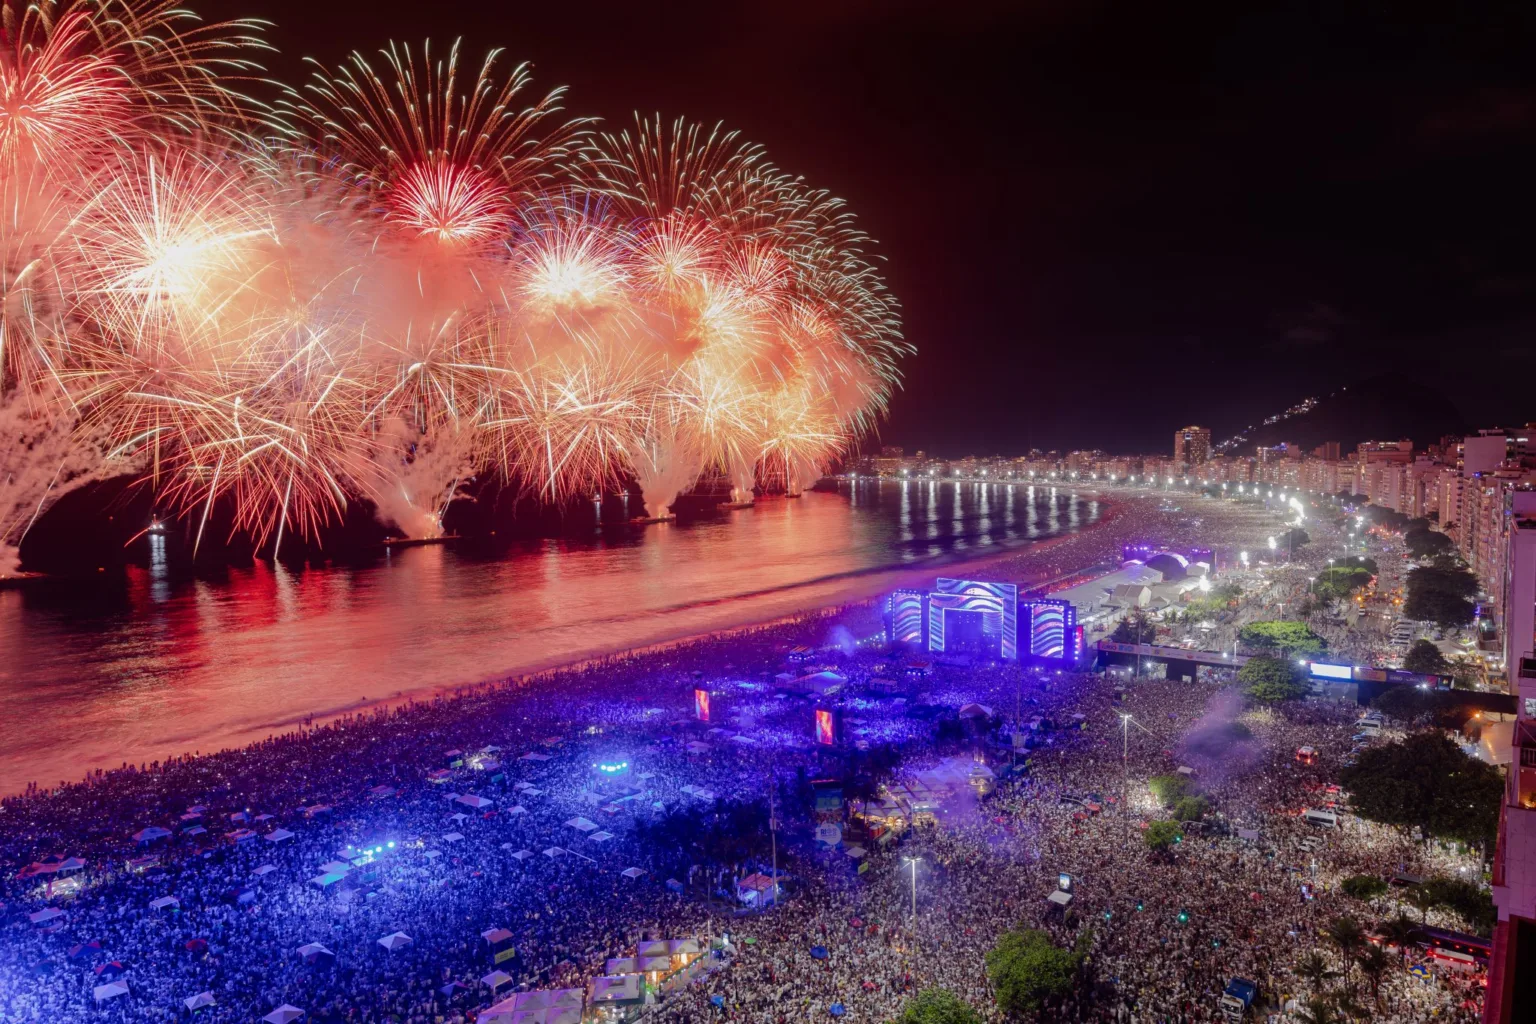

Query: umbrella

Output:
[67, 941, 102, 962]
[184, 938, 209, 954]
[810, 945, 830, 960]
[262, 1005, 304, 1024]
[440, 981, 468, 996]
[185, 992, 216, 1011]
[94, 961, 126, 979]
[377, 932, 413, 951]
[829, 1003, 846, 1017]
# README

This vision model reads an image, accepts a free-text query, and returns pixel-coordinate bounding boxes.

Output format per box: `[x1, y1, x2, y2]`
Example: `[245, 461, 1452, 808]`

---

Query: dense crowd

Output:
[0, 491, 1491, 1023]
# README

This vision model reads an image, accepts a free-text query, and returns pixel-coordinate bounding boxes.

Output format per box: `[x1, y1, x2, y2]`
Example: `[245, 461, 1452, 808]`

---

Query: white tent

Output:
[620, 867, 645, 879]
[378, 932, 413, 951]
[184, 991, 216, 1011]
[590, 974, 643, 1005]
[606, 957, 639, 974]
[456, 794, 494, 809]
[93, 981, 130, 1002]
[482, 969, 513, 990]
[133, 826, 172, 842]
[589, 831, 614, 843]
[542, 846, 564, 858]
[564, 816, 598, 832]
[150, 895, 179, 910]
[520, 787, 543, 797]
[519, 751, 552, 761]
[262, 1005, 304, 1024]
[448, 812, 469, 824]
[28, 908, 64, 925]
[317, 860, 352, 875]
[263, 829, 296, 843]
[442, 832, 465, 843]
[510, 848, 534, 861]
[253, 864, 277, 876]
[296, 943, 334, 959]
[309, 872, 345, 889]
[506, 805, 528, 816]
[1047, 890, 1073, 907]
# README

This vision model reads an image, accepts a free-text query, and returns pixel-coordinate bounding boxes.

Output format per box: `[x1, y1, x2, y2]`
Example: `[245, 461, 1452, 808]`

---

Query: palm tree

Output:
[1326, 916, 1367, 989]
[1294, 995, 1342, 1024]
[1406, 885, 1436, 924]
[1376, 914, 1417, 962]
[1357, 945, 1392, 1006]
[1293, 950, 1337, 995]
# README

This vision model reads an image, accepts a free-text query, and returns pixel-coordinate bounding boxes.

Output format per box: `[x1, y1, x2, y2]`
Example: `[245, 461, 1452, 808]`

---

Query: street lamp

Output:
[901, 857, 921, 917]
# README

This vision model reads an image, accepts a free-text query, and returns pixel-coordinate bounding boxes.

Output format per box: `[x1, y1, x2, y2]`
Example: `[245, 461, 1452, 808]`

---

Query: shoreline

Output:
[3, 491, 1124, 799]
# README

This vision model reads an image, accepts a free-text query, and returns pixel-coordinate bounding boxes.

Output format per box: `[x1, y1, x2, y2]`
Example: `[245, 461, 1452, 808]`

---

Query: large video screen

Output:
[1024, 598, 1075, 662]
[928, 579, 1018, 659]
[887, 590, 927, 646]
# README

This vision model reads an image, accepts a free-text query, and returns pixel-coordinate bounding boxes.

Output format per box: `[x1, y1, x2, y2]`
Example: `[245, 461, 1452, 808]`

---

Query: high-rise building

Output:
[1487, 492, 1536, 1022]
[1172, 426, 1211, 467]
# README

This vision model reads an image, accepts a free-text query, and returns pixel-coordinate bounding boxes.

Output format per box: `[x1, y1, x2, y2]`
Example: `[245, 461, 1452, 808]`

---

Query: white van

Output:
[1303, 809, 1339, 829]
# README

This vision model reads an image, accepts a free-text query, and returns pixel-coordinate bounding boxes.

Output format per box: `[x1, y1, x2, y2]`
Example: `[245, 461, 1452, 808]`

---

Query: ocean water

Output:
[0, 480, 1099, 793]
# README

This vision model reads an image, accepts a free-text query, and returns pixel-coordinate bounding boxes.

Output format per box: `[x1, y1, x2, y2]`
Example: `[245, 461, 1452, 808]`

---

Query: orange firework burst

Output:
[283, 38, 583, 248]
[0, 4, 908, 563]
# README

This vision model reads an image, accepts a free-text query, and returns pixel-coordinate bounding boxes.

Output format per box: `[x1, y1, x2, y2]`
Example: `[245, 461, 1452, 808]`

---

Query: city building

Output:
[1487, 491, 1536, 1023]
[1172, 425, 1212, 467]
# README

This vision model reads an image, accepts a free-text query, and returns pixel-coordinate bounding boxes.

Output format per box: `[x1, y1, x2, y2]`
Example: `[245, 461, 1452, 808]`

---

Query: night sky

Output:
[247, 0, 1536, 455]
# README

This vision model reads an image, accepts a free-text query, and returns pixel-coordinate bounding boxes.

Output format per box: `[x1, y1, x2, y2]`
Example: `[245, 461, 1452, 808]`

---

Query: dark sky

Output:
[243, 0, 1536, 456]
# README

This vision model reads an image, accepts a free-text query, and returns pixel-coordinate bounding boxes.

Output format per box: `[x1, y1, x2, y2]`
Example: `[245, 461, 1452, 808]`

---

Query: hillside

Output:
[1229, 373, 1468, 455]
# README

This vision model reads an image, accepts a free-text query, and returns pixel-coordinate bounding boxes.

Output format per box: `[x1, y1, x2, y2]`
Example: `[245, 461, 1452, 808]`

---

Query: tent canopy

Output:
[378, 932, 413, 951]
[92, 981, 129, 1002]
[184, 991, 216, 1011]
[262, 1005, 304, 1024]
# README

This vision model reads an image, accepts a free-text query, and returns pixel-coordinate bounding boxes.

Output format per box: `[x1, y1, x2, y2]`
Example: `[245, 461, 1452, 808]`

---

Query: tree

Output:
[1402, 639, 1451, 676]
[1148, 774, 1193, 806]
[1293, 995, 1343, 1024]
[1340, 732, 1503, 849]
[1404, 564, 1479, 628]
[1144, 820, 1183, 851]
[1404, 528, 1453, 559]
[1325, 915, 1367, 984]
[1357, 945, 1392, 1006]
[1312, 567, 1371, 601]
[1238, 620, 1327, 657]
[985, 928, 1081, 1017]
[1281, 527, 1310, 552]
[1293, 950, 1337, 994]
[1172, 795, 1209, 822]
[1371, 685, 1431, 723]
[1376, 914, 1417, 961]
[1403, 587, 1476, 628]
[896, 988, 985, 1024]
[1238, 655, 1309, 703]
[1339, 875, 1388, 902]
[1110, 608, 1155, 644]
[1421, 876, 1496, 936]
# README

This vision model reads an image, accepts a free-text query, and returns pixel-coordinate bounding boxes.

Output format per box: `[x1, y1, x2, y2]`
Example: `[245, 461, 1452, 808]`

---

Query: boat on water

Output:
[381, 535, 461, 548]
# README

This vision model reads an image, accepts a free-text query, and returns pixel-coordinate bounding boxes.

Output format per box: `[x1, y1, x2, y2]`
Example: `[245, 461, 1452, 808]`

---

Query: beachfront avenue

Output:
[0, 489, 1492, 1023]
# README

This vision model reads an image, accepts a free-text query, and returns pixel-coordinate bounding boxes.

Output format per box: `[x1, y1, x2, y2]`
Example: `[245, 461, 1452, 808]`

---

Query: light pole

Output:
[902, 857, 921, 918]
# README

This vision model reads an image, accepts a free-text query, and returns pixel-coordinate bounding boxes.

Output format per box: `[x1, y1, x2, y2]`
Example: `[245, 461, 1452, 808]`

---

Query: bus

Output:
[1413, 925, 1492, 966]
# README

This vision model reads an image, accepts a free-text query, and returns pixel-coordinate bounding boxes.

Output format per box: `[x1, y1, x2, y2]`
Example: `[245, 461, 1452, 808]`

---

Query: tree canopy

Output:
[1239, 620, 1327, 657]
[1340, 875, 1389, 902]
[1313, 567, 1372, 601]
[1339, 732, 1503, 849]
[985, 928, 1082, 1016]
[896, 988, 986, 1024]
[1148, 773, 1194, 806]
[1404, 528, 1453, 559]
[1402, 639, 1451, 676]
[1403, 565, 1479, 627]
[1144, 820, 1184, 850]
[1110, 609, 1155, 644]
[1239, 655, 1310, 702]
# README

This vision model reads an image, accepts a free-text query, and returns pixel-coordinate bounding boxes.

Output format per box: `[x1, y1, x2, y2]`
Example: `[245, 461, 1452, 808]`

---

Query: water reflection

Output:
[0, 482, 1097, 792]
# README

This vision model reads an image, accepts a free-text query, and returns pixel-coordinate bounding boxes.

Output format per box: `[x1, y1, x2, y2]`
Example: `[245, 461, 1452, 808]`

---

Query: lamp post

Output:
[902, 857, 921, 918]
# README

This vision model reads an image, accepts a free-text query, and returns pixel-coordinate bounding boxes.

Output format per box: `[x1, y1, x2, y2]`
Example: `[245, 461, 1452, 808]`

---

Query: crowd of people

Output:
[0, 489, 1493, 1023]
